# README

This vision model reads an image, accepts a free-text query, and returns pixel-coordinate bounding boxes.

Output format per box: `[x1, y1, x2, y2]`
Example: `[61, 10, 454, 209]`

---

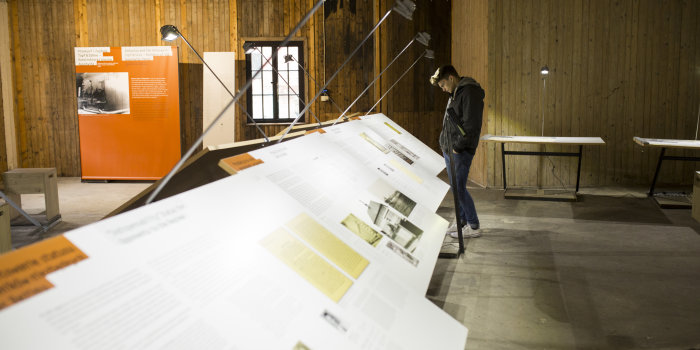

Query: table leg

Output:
[501, 143, 507, 190]
[649, 147, 666, 196]
[575, 145, 583, 192]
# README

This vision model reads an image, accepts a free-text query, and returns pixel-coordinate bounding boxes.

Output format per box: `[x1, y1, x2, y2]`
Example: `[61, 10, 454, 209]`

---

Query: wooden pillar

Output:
[0, 0, 18, 170]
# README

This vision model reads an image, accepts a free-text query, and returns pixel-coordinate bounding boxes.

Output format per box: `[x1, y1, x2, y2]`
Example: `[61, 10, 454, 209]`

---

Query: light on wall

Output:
[540, 65, 549, 76]
[160, 25, 180, 41]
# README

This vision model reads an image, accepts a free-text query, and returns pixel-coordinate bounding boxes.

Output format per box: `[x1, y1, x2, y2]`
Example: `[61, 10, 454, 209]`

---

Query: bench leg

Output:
[44, 173, 60, 221]
[5, 191, 21, 220]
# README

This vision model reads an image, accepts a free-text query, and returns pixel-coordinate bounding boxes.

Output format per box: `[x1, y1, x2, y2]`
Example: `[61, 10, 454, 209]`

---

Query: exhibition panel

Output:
[0, 115, 467, 349]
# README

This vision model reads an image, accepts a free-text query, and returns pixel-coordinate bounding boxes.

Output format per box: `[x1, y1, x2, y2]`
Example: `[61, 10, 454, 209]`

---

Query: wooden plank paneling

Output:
[1, 0, 15, 172]
[452, 0, 488, 185]
[463, 0, 700, 188]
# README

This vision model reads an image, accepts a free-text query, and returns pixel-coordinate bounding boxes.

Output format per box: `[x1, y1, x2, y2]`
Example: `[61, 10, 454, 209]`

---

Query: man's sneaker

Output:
[446, 222, 459, 233]
[448, 225, 481, 238]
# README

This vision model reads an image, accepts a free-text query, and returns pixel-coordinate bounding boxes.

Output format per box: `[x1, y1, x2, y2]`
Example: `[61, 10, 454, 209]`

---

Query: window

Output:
[245, 41, 305, 123]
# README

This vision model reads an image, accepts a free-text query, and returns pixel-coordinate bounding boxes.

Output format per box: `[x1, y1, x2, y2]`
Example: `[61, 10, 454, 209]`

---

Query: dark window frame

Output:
[245, 40, 305, 124]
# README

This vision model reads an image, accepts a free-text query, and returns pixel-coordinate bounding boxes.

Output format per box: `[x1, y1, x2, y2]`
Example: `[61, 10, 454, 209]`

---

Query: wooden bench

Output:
[2, 168, 60, 223]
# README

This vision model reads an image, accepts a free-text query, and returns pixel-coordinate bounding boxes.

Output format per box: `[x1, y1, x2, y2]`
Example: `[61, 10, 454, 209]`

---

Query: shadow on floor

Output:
[463, 188, 674, 225]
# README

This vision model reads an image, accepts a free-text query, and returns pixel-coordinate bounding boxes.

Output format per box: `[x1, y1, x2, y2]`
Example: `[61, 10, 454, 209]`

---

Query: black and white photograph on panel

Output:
[388, 139, 420, 163]
[367, 179, 417, 217]
[76, 72, 130, 114]
[340, 213, 383, 247]
[386, 240, 419, 267]
[365, 200, 423, 253]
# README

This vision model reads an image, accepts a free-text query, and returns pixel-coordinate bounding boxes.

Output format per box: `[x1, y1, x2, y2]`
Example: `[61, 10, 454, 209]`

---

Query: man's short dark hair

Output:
[430, 65, 459, 86]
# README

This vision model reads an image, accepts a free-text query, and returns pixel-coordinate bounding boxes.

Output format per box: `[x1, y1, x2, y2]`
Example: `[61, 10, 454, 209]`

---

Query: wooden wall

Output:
[452, 0, 488, 186]
[455, 0, 700, 188]
[0, 0, 450, 177]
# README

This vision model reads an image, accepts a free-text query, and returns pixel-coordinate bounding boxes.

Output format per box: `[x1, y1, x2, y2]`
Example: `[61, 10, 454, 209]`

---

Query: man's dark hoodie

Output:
[439, 77, 485, 155]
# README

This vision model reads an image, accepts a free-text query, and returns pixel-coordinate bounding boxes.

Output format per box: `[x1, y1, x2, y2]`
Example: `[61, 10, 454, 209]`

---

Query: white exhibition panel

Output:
[203, 52, 236, 148]
[241, 120, 450, 293]
[633, 136, 700, 149]
[0, 115, 466, 349]
[482, 134, 606, 145]
[323, 124, 450, 212]
[360, 114, 447, 177]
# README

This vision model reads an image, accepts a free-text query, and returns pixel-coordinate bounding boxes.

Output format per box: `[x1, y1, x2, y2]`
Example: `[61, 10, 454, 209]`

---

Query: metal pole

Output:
[541, 77, 546, 137]
[0, 191, 43, 228]
[331, 36, 418, 125]
[289, 55, 345, 114]
[256, 48, 322, 126]
[364, 50, 429, 117]
[276, 9, 395, 143]
[146, 0, 325, 205]
[178, 32, 268, 143]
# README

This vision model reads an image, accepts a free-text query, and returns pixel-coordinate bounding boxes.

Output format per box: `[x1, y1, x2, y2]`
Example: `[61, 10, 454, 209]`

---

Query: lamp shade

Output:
[540, 65, 549, 76]
[393, 0, 416, 20]
[416, 32, 431, 46]
[160, 25, 179, 41]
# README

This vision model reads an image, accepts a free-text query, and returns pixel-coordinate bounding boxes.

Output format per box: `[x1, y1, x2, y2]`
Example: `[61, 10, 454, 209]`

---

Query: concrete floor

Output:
[7, 177, 700, 349]
[429, 184, 700, 350]
[8, 177, 150, 248]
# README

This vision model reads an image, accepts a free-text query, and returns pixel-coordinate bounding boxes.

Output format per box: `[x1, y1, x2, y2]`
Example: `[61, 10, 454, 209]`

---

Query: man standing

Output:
[430, 65, 485, 238]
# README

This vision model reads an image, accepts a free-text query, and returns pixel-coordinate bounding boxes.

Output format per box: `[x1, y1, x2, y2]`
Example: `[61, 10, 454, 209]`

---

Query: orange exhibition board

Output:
[75, 46, 181, 180]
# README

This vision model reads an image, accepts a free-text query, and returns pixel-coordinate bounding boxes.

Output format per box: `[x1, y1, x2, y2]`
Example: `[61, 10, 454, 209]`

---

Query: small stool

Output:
[0, 203, 10, 253]
[2, 168, 60, 223]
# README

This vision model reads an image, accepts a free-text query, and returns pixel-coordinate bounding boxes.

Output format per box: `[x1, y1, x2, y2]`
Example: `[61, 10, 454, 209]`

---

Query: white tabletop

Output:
[481, 134, 606, 145]
[633, 137, 700, 149]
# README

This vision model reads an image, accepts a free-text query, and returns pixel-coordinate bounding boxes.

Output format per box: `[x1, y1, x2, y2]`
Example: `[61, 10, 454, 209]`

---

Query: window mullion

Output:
[272, 45, 279, 121]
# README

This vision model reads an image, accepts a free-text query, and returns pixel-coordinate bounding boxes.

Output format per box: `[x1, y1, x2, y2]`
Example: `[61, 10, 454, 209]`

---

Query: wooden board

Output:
[202, 51, 236, 148]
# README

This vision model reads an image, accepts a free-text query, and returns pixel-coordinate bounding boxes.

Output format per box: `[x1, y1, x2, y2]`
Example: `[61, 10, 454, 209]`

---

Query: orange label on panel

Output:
[218, 153, 264, 175]
[0, 236, 88, 311]
[305, 129, 326, 135]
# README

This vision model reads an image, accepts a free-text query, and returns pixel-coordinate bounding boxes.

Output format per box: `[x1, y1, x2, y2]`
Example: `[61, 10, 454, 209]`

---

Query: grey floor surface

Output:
[429, 183, 700, 350]
[6, 177, 700, 349]
[8, 177, 151, 248]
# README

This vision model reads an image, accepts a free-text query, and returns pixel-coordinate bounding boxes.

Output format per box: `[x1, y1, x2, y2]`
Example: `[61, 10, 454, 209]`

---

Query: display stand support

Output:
[439, 127, 465, 258]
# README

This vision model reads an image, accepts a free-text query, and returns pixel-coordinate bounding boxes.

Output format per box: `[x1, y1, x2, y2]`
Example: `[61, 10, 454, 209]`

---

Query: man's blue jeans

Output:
[443, 150, 479, 229]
